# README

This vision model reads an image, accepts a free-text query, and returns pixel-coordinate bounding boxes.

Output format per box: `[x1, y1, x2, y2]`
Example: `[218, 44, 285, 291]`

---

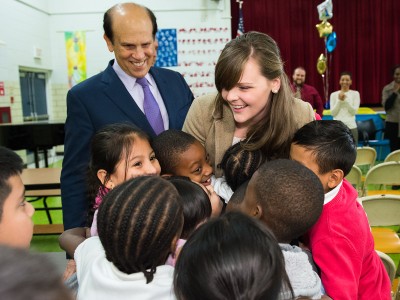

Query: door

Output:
[19, 71, 48, 121]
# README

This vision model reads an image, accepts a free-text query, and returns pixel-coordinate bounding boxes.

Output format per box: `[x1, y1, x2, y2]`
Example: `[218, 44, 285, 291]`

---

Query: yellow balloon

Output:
[317, 54, 327, 74]
[316, 21, 333, 38]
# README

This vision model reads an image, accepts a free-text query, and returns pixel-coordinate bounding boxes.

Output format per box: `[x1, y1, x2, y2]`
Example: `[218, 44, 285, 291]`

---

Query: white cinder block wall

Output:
[0, 0, 231, 123]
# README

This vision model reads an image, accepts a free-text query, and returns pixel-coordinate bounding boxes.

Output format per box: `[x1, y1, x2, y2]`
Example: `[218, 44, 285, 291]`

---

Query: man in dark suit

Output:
[61, 3, 194, 232]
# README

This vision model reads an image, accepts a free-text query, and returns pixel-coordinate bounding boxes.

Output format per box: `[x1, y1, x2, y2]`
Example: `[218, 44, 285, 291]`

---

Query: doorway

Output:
[19, 71, 48, 121]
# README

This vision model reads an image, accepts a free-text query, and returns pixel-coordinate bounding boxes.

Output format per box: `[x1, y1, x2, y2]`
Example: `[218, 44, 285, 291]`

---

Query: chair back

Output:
[345, 165, 363, 196]
[357, 119, 377, 145]
[355, 147, 377, 169]
[361, 194, 400, 227]
[356, 119, 390, 161]
[364, 161, 400, 193]
[376, 250, 396, 283]
[384, 149, 400, 163]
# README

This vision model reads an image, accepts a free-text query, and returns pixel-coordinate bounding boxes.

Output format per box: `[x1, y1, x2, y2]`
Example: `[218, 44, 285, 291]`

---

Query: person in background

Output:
[291, 66, 325, 117]
[173, 211, 293, 300]
[183, 32, 315, 180]
[61, 2, 193, 232]
[291, 120, 391, 299]
[330, 71, 360, 144]
[382, 64, 400, 152]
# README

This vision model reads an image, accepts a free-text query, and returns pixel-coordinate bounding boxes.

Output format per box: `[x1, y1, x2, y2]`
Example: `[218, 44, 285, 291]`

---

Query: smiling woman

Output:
[183, 31, 315, 177]
[329, 72, 360, 144]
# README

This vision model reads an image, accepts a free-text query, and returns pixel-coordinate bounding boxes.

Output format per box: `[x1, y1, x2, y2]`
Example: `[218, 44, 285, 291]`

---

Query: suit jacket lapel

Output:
[101, 61, 155, 135]
[150, 67, 177, 128]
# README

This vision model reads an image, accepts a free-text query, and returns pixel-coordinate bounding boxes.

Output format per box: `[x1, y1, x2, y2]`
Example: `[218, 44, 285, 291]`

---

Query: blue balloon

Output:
[326, 32, 337, 53]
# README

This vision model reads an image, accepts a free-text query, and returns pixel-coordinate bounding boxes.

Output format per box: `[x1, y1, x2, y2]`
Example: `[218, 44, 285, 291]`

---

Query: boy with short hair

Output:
[152, 129, 222, 216]
[152, 129, 213, 186]
[0, 146, 35, 248]
[0, 147, 71, 299]
[235, 158, 324, 298]
[291, 120, 391, 299]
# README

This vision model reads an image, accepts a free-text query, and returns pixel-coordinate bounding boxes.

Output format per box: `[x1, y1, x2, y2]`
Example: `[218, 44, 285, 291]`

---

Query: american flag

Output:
[237, 1, 245, 37]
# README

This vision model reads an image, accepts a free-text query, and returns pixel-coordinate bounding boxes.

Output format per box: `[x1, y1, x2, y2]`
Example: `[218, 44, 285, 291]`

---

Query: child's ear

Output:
[252, 204, 263, 219]
[327, 169, 344, 189]
[97, 169, 114, 189]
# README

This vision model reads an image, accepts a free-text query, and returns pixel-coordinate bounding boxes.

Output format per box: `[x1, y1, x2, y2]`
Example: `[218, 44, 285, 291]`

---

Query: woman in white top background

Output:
[330, 72, 361, 144]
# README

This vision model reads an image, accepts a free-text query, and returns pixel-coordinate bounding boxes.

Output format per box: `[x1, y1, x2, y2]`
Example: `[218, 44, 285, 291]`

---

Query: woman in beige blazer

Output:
[183, 32, 314, 177]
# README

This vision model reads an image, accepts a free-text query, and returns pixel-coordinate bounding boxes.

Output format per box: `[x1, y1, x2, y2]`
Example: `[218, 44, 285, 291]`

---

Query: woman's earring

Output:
[272, 89, 278, 94]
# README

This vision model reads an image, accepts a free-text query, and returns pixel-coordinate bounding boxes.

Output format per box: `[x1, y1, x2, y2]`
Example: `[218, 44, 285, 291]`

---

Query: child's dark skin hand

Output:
[205, 185, 223, 217]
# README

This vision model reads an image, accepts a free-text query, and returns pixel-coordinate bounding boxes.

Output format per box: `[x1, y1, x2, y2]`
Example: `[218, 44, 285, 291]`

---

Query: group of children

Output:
[0, 119, 392, 299]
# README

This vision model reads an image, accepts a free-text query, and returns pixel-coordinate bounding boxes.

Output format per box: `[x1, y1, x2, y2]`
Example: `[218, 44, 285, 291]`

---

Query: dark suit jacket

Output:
[61, 60, 194, 229]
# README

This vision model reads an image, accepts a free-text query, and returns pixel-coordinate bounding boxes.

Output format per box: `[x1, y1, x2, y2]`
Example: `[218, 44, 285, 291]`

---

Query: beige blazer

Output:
[183, 93, 314, 177]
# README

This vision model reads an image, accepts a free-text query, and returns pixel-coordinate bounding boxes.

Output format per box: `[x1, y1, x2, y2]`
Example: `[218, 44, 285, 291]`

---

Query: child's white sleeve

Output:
[90, 209, 99, 237]
[211, 175, 233, 203]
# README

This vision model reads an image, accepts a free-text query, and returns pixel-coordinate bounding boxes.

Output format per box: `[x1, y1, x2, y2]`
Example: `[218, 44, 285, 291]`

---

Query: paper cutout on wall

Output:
[174, 26, 230, 97]
[64, 31, 87, 89]
[155, 29, 177, 67]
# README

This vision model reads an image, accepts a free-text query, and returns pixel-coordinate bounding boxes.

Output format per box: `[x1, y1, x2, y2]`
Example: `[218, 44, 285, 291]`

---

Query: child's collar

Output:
[324, 180, 343, 205]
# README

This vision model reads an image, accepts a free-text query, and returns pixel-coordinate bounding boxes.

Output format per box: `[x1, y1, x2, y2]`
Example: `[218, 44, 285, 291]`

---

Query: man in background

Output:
[291, 66, 324, 117]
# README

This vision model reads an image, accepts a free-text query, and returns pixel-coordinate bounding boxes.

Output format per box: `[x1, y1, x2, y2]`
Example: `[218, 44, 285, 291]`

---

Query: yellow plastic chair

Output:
[363, 162, 400, 196]
[345, 165, 363, 196]
[385, 150, 400, 163]
[362, 195, 400, 287]
[355, 147, 377, 174]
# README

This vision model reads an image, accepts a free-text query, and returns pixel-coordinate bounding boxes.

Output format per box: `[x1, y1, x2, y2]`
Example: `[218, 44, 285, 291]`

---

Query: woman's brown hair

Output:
[214, 31, 298, 159]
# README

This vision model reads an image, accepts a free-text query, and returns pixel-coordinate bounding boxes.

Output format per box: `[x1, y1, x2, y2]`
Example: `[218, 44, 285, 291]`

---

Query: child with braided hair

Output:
[75, 176, 183, 300]
[215, 140, 265, 202]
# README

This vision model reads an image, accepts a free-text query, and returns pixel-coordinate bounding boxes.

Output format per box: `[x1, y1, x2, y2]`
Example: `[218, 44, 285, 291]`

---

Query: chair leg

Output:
[42, 197, 53, 224]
